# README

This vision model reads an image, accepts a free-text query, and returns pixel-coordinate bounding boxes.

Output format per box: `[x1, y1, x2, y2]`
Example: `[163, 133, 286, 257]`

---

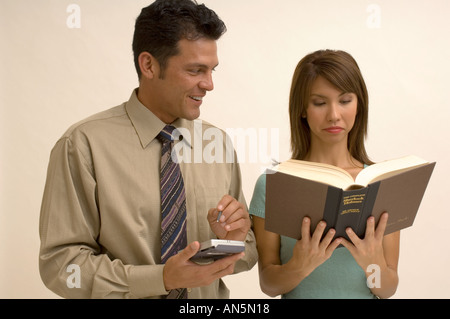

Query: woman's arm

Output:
[253, 216, 341, 297]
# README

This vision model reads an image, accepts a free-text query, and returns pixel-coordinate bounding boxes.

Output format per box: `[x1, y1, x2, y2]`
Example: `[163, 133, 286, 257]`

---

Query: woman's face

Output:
[305, 76, 358, 148]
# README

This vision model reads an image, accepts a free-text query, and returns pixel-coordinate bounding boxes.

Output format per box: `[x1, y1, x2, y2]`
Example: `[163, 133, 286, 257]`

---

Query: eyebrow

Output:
[186, 63, 219, 70]
[310, 92, 351, 98]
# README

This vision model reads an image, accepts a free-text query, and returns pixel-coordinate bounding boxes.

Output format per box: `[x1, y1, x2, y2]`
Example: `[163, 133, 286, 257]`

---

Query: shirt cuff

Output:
[129, 264, 168, 298]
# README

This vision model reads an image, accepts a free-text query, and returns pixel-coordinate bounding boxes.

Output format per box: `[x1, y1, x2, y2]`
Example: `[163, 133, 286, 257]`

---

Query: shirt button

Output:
[187, 288, 192, 293]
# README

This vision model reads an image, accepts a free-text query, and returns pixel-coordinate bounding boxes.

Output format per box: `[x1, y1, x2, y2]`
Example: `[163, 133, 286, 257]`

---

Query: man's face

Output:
[148, 38, 218, 124]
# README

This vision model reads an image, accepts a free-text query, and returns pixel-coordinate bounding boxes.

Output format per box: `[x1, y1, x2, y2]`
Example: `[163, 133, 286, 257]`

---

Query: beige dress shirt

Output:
[39, 90, 257, 299]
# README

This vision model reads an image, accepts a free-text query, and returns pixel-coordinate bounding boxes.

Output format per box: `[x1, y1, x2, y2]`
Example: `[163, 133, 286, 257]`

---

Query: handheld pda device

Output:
[190, 239, 245, 263]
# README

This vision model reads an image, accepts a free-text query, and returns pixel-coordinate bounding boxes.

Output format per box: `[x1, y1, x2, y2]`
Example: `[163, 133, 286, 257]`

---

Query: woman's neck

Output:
[303, 144, 363, 179]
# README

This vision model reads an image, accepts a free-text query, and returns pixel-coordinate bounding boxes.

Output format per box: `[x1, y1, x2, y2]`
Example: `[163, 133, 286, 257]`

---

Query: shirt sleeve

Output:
[249, 173, 267, 219]
[228, 156, 258, 273]
[39, 136, 168, 299]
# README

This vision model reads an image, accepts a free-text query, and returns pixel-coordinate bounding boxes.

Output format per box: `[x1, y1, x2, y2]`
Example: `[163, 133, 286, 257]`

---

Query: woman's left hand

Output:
[340, 212, 389, 271]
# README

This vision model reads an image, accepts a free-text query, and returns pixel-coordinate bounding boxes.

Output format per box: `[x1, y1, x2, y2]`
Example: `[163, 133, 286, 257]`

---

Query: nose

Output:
[199, 72, 214, 91]
[327, 103, 341, 123]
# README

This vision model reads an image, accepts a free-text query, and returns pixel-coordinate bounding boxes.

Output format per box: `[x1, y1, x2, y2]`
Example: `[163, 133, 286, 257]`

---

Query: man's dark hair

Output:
[132, 0, 227, 79]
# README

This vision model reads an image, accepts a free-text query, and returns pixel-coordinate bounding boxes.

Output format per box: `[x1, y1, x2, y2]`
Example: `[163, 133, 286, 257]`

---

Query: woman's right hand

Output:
[287, 217, 342, 279]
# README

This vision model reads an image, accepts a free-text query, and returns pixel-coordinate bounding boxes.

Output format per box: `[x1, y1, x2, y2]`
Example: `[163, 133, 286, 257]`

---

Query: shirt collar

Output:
[125, 89, 193, 149]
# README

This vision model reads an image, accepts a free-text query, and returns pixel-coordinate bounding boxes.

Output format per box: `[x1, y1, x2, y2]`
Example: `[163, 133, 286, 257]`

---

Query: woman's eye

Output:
[340, 100, 352, 105]
[313, 101, 325, 106]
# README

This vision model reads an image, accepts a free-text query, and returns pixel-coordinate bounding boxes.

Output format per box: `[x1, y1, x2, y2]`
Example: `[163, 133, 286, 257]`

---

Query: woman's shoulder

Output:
[255, 172, 267, 187]
[249, 172, 268, 218]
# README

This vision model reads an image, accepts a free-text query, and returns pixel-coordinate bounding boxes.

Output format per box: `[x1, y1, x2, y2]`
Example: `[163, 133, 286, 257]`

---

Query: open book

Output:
[265, 155, 435, 240]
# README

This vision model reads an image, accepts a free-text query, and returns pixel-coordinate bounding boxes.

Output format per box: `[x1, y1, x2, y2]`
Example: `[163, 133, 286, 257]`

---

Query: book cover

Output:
[265, 158, 435, 240]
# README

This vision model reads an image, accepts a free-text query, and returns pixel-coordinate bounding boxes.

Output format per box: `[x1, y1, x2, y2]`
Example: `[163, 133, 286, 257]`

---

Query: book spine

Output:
[322, 186, 342, 238]
[356, 182, 381, 238]
[334, 187, 370, 240]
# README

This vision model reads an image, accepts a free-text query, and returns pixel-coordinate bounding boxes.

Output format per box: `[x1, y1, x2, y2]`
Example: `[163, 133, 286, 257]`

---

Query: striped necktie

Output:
[157, 125, 187, 299]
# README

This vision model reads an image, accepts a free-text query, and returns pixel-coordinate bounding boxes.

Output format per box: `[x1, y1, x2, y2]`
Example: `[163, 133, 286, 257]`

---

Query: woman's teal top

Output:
[249, 173, 377, 299]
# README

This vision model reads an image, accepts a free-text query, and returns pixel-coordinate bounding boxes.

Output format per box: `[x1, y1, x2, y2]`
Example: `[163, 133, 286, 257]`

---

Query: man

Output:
[39, 0, 257, 299]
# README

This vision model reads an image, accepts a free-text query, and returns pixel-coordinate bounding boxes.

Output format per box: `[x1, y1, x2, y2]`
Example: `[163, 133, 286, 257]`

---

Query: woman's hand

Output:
[340, 212, 400, 298]
[340, 213, 388, 271]
[287, 217, 342, 280]
[254, 216, 341, 297]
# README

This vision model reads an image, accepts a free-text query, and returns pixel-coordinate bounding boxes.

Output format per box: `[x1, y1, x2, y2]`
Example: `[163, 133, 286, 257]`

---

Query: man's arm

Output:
[39, 137, 167, 298]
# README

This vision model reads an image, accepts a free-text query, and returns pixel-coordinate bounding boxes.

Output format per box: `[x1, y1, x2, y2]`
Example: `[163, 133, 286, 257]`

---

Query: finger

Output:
[186, 252, 245, 288]
[375, 212, 389, 239]
[221, 203, 245, 224]
[216, 194, 235, 213]
[319, 227, 336, 250]
[346, 227, 361, 246]
[209, 252, 244, 275]
[311, 220, 327, 246]
[210, 259, 239, 280]
[221, 203, 249, 230]
[325, 237, 343, 256]
[338, 237, 355, 254]
[220, 200, 244, 224]
[177, 241, 200, 261]
[301, 217, 311, 242]
[365, 216, 376, 238]
[223, 217, 250, 233]
[207, 208, 220, 223]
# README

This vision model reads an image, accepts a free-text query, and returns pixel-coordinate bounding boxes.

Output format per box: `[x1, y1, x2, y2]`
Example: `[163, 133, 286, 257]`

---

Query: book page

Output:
[355, 155, 429, 185]
[275, 159, 355, 188]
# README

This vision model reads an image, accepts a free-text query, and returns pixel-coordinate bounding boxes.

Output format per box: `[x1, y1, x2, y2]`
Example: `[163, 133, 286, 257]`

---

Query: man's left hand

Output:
[208, 195, 251, 241]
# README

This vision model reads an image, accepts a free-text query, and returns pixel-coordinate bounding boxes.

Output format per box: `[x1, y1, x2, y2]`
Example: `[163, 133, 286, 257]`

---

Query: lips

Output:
[189, 96, 203, 102]
[324, 126, 344, 134]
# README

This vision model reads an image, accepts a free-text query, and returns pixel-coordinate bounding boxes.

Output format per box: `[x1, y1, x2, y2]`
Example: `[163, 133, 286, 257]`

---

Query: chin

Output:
[186, 109, 201, 121]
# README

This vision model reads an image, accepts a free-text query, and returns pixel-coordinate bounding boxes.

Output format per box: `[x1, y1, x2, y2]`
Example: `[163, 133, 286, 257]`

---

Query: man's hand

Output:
[163, 241, 245, 291]
[207, 195, 251, 241]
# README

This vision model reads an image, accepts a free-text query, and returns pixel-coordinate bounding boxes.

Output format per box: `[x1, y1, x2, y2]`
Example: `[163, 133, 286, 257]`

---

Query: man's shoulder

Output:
[61, 103, 127, 139]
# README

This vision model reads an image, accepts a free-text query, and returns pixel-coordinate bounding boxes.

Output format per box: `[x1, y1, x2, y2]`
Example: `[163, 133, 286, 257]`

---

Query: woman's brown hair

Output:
[289, 49, 373, 165]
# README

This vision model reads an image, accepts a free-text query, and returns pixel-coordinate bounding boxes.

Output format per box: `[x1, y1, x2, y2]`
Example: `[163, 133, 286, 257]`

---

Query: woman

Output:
[249, 50, 400, 299]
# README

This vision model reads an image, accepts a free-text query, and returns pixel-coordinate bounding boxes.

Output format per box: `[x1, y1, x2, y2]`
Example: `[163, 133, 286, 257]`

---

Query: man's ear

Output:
[138, 52, 159, 79]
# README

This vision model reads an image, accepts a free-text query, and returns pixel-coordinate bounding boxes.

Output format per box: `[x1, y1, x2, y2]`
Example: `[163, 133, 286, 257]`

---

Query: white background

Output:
[1, 0, 449, 298]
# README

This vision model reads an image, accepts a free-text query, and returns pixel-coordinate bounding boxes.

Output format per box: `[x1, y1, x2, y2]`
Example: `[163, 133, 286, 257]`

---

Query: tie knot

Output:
[157, 125, 177, 143]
